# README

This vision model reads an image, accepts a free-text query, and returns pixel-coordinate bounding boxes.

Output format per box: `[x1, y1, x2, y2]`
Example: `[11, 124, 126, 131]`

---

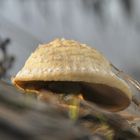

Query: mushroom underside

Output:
[15, 81, 130, 111]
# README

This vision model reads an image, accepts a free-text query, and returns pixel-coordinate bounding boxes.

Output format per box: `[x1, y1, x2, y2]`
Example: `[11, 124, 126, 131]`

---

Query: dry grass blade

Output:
[79, 100, 129, 130]
[118, 112, 140, 121]
[111, 63, 140, 106]
[111, 63, 140, 92]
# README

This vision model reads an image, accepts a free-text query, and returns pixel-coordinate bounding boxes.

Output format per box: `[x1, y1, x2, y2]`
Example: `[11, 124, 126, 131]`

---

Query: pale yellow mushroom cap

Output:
[12, 38, 132, 112]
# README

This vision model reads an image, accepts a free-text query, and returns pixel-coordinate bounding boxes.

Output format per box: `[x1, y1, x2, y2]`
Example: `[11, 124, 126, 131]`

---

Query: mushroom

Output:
[12, 39, 132, 112]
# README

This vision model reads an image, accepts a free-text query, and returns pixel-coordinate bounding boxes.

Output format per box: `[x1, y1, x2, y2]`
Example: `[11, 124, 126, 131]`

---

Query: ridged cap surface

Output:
[12, 39, 132, 111]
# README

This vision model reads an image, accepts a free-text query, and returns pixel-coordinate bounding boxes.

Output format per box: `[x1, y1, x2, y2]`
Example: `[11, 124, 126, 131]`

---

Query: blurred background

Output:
[0, 0, 140, 81]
